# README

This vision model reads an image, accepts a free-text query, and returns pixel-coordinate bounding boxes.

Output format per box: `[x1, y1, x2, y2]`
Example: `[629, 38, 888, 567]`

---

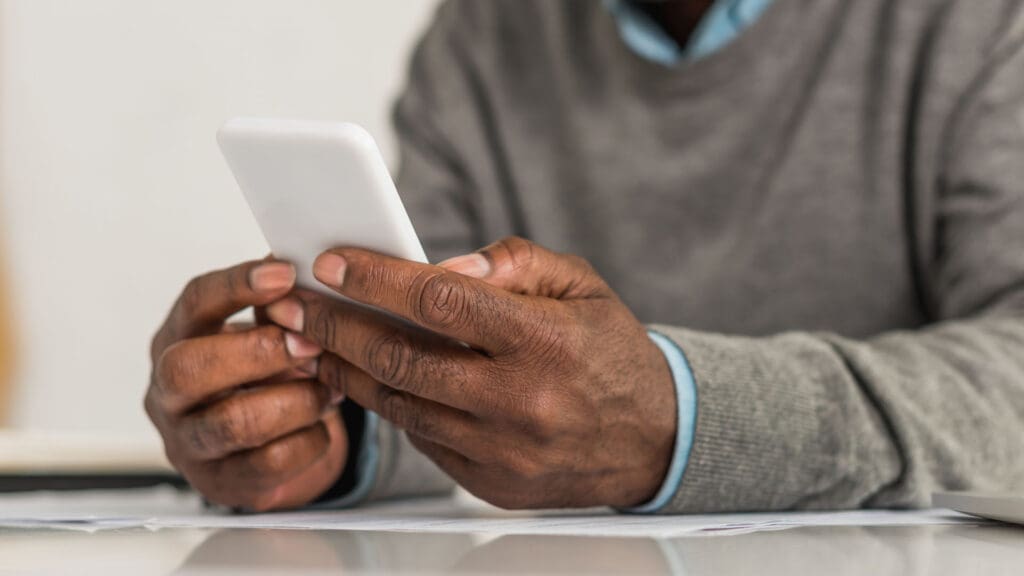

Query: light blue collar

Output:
[604, 0, 775, 66]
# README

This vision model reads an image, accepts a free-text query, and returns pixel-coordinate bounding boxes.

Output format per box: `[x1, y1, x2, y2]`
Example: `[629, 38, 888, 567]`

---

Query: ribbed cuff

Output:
[648, 325, 901, 513]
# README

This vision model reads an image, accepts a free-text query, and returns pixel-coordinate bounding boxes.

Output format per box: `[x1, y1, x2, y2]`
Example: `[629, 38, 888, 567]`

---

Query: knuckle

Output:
[564, 255, 606, 298]
[521, 389, 563, 439]
[179, 275, 206, 319]
[154, 344, 193, 403]
[243, 423, 327, 482]
[377, 387, 412, 429]
[413, 271, 471, 330]
[318, 354, 349, 396]
[223, 265, 242, 298]
[245, 326, 285, 364]
[309, 303, 341, 351]
[496, 236, 536, 272]
[143, 389, 160, 422]
[150, 328, 170, 365]
[184, 419, 215, 459]
[403, 406, 434, 438]
[205, 399, 257, 453]
[365, 332, 416, 388]
[250, 441, 293, 478]
[357, 258, 396, 302]
[565, 254, 596, 276]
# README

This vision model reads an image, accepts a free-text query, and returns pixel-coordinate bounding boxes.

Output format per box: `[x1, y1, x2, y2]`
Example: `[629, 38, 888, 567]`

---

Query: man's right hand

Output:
[145, 260, 349, 512]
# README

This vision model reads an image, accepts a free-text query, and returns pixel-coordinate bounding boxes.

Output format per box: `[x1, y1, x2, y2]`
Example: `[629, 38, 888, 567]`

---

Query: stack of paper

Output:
[0, 487, 987, 537]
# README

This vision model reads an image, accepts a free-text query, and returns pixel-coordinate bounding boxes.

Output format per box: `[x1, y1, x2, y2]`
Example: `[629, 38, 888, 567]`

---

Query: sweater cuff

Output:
[646, 324, 901, 513]
[625, 329, 699, 513]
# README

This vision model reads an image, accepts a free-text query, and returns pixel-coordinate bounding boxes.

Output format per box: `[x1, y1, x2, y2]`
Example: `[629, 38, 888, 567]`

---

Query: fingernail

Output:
[285, 332, 321, 359]
[249, 263, 296, 293]
[313, 253, 348, 288]
[266, 298, 304, 332]
[439, 253, 491, 278]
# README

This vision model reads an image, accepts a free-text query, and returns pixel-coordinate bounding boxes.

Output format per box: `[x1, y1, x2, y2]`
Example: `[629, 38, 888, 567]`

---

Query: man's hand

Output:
[146, 260, 348, 512]
[266, 237, 677, 509]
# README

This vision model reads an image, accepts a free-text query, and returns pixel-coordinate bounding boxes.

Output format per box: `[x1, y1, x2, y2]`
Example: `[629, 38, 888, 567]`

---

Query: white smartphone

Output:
[217, 118, 428, 303]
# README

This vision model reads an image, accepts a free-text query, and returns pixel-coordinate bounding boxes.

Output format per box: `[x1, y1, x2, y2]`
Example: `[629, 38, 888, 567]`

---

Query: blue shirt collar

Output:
[604, 0, 774, 66]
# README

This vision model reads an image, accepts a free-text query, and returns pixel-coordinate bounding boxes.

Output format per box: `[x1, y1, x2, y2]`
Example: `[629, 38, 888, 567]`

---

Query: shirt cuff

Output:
[626, 329, 699, 513]
[306, 406, 381, 510]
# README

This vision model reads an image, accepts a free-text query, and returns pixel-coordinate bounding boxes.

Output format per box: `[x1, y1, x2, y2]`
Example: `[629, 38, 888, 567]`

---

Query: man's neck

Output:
[635, 1, 717, 48]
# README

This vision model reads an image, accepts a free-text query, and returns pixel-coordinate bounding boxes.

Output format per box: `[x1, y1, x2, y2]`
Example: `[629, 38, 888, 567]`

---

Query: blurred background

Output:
[0, 0, 442, 438]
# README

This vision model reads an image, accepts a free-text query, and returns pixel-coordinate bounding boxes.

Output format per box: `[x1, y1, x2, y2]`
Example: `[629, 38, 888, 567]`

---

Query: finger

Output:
[268, 296, 499, 413]
[325, 355, 485, 458]
[210, 421, 331, 492]
[309, 247, 537, 351]
[177, 380, 338, 460]
[154, 260, 296, 358]
[246, 411, 348, 512]
[153, 324, 322, 415]
[408, 434, 540, 511]
[177, 411, 346, 512]
[221, 322, 256, 334]
[406, 433, 479, 487]
[440, 236, 609, 299]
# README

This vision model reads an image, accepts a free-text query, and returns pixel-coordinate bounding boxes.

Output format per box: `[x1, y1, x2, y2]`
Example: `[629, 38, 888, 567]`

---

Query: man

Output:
[146, 0, 1024, 513]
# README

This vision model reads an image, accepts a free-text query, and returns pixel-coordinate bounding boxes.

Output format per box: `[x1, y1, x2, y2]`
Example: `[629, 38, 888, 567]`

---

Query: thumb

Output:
[439, 236, 608, 299]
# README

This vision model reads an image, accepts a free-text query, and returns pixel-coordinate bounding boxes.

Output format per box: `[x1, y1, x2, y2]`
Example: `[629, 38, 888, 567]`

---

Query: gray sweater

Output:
[345, 0, 1024, 513]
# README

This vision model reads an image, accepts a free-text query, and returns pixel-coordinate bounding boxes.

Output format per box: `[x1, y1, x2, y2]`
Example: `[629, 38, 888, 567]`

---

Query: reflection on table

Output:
[2, 522, 1022, 575]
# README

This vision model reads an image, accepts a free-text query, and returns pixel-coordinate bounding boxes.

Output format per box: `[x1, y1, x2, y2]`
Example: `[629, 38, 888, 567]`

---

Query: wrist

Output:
[610, 335, 679, 508]
[619, 330, 698, 513]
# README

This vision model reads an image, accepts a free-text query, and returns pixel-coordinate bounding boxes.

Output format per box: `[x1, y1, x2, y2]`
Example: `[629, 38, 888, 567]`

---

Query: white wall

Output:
[0, 0, 441, 435]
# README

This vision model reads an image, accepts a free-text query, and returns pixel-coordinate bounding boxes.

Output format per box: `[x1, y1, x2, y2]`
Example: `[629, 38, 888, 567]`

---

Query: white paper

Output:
[0, 487, 985, 537]
[140, 502, 980, 538]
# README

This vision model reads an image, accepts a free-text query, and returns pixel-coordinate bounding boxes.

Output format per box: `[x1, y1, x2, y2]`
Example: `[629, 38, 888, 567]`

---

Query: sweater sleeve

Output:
[653, 14, 1024, 513]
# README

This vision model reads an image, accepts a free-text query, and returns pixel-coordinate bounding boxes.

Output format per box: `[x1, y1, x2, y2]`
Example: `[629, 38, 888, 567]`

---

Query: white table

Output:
[1, 489, 1021, 575]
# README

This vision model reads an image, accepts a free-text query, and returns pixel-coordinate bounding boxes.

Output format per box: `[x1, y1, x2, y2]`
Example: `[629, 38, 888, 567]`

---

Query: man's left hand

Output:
[266, 237, 677, 509]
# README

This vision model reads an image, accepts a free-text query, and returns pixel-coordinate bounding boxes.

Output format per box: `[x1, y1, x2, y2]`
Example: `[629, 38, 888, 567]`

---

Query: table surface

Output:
[1, 488, 1021, 575]
[2, 520, 1023, 575]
